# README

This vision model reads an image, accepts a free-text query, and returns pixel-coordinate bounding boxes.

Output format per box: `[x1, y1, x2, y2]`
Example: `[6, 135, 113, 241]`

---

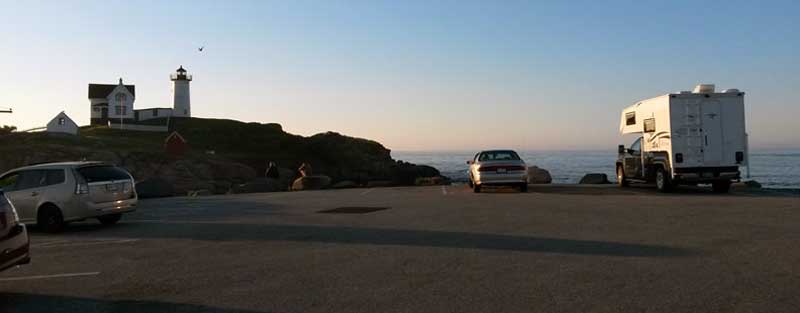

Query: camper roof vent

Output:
[722, 88, 740, 93]
[693, 84, 715, 93]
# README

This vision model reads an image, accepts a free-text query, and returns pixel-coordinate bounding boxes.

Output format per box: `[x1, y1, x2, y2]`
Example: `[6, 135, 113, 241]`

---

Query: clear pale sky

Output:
[1, 0, 798, 151]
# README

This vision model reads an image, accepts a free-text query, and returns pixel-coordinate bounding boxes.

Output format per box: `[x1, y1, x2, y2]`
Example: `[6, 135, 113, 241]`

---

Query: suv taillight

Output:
[76, 183, 89, 194]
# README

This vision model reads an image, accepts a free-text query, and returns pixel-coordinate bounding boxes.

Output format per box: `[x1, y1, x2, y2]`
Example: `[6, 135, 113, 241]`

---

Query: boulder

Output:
[233, 177, 287, 194]
[135, 178, 175, 198]
[579, 173, 612, 184]
[415, 176, 451, 186]
[367, 180, 393, 188]
[527, 166, 552, 184]
[187, 189, 213, 197]
[292, 175, 332, 191]
[733, 180, 762, 189]
[332, 180, 359, 189]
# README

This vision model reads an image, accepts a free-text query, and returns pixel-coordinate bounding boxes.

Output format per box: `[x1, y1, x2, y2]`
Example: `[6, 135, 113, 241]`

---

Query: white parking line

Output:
[441, 185, 448, 195]
[32, 239, 140, 248]
[0, 272, 100, 282]
[360, 189, 375, 196]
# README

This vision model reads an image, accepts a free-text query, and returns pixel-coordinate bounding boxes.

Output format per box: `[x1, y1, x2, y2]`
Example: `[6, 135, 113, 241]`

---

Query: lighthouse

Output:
[170, 65, 192, 117]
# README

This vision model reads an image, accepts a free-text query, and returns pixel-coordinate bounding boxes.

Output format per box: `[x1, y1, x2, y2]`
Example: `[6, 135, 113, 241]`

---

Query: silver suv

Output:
[0, 162, 137, 233]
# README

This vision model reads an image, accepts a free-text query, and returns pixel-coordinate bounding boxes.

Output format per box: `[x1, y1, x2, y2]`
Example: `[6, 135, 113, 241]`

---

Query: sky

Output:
[1, 0, 798, 151]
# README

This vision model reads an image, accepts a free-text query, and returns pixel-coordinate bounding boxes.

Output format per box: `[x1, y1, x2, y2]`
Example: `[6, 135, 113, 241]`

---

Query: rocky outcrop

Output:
[579, 173, 612, 184]
[414, 176, 451, 186]
[292, 175, 332, 191]
[332, 181, 358, 189]
[136, 178, 175, 198]
[0, 118, 442, 197]
[233, 177, 287, 194]
[528, 166, 552, 184]
[733, 180, 762, 189]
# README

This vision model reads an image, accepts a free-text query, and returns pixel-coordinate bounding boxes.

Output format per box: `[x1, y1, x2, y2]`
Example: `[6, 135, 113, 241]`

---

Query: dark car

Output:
[0, 190, 30, 272]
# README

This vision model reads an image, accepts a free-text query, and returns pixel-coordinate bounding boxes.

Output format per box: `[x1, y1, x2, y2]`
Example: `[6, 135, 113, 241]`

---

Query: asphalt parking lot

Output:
[1, 185, 798, 313]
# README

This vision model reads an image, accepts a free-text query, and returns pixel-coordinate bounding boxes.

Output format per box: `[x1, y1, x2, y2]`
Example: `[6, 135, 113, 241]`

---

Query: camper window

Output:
[643, 118, 655, 132]
[625, 112, 636, 126]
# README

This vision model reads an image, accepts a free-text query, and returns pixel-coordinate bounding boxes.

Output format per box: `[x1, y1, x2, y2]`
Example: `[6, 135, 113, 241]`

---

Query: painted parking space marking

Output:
[360, 189, 375, 196]
[0, 272, 100, 282]
[32, 238, 139, 248]
[441, 186, 448, 195]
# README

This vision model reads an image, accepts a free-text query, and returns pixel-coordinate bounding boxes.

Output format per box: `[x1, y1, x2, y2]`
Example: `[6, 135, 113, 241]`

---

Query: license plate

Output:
[496, 168, 507, 173]
[106, 184, 119, 192]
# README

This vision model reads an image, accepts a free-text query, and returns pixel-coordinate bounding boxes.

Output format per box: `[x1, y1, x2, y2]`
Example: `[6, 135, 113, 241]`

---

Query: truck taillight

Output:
[736, 151, 744, 164]
[675, 153, 683, 163]
[76, 183, 89, 194]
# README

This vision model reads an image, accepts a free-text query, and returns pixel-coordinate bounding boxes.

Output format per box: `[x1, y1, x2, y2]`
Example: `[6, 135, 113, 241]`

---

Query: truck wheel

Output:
[473, 183, 481, 193]
[519, 183, 528, 192]
[38, 205, 66, 233]
[97, 213, 122, 225]
[655, 167, 673, 193]
[616, 166, 628, 187]
[712, 181, 731, 193]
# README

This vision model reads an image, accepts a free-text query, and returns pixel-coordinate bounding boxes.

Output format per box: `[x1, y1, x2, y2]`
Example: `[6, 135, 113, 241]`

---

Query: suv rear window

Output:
[77, 166, 131, 183]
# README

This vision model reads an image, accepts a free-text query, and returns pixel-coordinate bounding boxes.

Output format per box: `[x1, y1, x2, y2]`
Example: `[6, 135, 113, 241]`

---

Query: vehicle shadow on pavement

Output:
[0, 293, 269, 313]
[526, 184, 791, 197]
[62, 221, 695, 258]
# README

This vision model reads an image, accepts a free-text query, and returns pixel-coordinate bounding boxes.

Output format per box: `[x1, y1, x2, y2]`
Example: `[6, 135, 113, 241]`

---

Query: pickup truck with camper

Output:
[616, 84, 748, 193]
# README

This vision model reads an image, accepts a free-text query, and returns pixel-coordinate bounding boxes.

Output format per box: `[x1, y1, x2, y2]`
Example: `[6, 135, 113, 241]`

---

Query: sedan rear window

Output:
[479, 151, 521, 161]
[77, 166, 131, 183]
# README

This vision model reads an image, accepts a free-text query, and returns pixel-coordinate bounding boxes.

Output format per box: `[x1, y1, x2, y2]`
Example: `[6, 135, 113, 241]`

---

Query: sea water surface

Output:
[393, 149, 800, 189]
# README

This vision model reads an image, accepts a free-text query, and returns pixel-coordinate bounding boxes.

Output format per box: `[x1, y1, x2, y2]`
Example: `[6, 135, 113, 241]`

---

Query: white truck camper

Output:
[616, 84, 748, 193]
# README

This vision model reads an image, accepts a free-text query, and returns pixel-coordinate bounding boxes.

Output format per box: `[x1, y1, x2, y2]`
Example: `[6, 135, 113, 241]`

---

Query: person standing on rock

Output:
[299, 162, 313, 177]
[265, 162, 280, 179]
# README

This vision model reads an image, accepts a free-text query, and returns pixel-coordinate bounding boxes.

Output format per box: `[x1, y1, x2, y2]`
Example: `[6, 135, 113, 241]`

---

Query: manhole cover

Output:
[318, 207, 389, 214]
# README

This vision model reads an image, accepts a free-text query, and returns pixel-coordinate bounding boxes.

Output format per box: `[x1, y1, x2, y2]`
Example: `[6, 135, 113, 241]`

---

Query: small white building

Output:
[46, 111, 79, 135]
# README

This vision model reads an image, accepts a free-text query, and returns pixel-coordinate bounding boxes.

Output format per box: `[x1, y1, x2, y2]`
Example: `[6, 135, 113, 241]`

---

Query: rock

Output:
[415, 176, 451, 186]
[233, 177, 287, 194]
[733, 180, 762, 189]
[135, 178, 175, 198]
[291, 175, 332, 191]
[528, 166, 552, 184]
[579, 173, 611, 184]
[367, 180, 393, 188]
[187, 189, 213, 197]
[332, 180, 359, 189]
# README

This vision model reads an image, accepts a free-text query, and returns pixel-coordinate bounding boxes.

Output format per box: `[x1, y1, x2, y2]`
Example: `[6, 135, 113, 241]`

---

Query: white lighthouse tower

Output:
[170, 65, 192, 117]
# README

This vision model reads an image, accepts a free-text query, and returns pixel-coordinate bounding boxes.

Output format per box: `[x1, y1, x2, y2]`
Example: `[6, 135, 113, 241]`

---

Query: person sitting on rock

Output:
[299, 162, 313, 177]
[265, 162, 280, 179]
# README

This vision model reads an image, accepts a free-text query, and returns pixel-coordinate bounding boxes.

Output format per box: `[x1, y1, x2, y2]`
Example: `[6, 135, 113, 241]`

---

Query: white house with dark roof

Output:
[46, 111, 79, 135]
[89, 78, 136, 125]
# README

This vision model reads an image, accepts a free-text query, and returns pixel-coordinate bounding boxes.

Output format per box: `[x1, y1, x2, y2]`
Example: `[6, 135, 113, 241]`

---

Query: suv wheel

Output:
[472, 183, 481, 193]
[712, 180, 731, 193]
[38, 205, 65, 233]
[519, 183, 528, 192]
[617, 166, 628, 187]
[98, 213, 122, 225]
[655, 167, 673, 193]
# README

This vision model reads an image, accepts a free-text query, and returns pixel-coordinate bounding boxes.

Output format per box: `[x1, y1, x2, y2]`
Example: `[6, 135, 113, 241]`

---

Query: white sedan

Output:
[467, 150, 529, 193]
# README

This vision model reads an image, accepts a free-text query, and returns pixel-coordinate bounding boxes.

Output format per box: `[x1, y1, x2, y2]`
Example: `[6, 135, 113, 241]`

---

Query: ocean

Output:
[392, 149, 800, 189]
